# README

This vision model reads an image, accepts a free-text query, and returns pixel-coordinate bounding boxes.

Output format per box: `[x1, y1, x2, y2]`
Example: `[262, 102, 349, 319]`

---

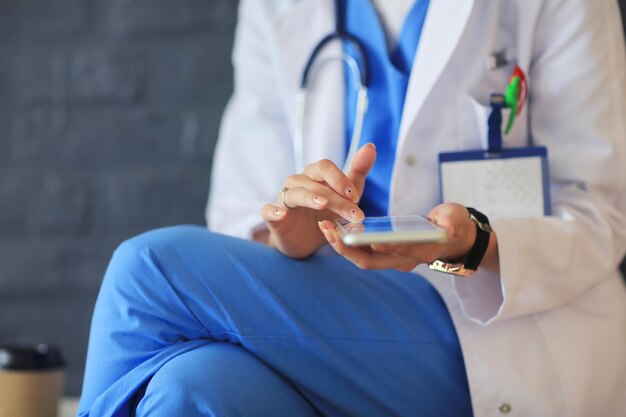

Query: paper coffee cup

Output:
[0, 344, 65, 417]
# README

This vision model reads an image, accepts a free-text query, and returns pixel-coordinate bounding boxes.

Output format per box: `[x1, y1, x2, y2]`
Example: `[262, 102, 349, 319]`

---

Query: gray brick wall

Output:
[0, 0, 238, 395]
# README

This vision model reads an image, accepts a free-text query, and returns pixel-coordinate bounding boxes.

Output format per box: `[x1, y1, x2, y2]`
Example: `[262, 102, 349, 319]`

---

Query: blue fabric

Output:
[79, 226, 472, 417]
[136, 343, 320, 416]
[344, 0, 430, 216]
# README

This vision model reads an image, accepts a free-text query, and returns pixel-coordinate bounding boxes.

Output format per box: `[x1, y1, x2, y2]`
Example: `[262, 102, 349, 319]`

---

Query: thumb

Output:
[347, 143, 376, 195]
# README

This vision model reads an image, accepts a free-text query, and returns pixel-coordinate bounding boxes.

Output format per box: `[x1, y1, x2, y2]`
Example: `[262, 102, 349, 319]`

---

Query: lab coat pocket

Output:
[457, 94, 496, 150]
[458, 92, 525, 151]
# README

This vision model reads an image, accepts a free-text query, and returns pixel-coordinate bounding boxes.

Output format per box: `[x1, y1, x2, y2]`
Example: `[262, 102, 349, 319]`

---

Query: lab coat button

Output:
[499, 403, 512, 414]
[405, 154, 416, 166]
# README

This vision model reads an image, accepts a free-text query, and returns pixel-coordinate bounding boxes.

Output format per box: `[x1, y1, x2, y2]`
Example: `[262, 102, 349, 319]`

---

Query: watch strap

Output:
[463, 207, 491, 270]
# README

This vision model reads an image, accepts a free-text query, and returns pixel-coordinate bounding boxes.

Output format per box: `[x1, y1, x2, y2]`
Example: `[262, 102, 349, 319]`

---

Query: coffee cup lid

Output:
[0, 344, 65, 371]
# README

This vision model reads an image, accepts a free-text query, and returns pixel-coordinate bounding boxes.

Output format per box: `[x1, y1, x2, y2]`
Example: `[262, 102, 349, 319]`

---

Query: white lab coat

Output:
[207, 0, 626, 415]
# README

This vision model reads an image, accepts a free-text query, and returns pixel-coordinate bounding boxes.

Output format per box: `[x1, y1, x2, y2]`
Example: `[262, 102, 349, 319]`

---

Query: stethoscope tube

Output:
[301, 32, 370, 89]
[294, 0, 371, 173]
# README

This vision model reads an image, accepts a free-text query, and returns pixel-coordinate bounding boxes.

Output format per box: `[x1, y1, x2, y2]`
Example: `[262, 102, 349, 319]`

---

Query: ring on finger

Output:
[281, 187, 296, 209]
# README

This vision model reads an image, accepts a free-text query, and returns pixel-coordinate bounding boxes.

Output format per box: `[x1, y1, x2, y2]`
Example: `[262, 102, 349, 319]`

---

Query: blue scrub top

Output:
[344, 0, 430, 216]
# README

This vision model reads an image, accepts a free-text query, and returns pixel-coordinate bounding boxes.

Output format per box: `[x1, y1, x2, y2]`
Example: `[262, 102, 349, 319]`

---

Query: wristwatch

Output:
[429, 207, 492, 277]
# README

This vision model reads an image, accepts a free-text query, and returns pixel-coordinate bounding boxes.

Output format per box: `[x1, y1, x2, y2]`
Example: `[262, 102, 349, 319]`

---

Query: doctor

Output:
[79, 0, 626, 416]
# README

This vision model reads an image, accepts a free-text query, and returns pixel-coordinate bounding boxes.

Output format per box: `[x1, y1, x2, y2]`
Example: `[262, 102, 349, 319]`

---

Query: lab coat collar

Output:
[271, 0, 346, 170]
[398, 0, 476, 148]
[270, 0, 476, 171]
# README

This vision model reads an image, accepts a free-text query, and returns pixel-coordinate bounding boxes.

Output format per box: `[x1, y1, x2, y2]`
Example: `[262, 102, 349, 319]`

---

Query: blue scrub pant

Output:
[78, 226, 472, 417]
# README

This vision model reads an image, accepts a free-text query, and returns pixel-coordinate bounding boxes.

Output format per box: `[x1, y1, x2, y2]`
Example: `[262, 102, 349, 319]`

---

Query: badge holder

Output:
[438, 67, 551, 218]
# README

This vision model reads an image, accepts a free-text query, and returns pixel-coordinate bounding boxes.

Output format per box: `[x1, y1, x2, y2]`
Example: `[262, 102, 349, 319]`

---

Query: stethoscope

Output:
[294, 0, 371, 173]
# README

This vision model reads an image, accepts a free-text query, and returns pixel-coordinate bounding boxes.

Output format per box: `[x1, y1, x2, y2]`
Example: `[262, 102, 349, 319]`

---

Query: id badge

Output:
[441, 69, 551, 219]
[438, 147, 551, 218]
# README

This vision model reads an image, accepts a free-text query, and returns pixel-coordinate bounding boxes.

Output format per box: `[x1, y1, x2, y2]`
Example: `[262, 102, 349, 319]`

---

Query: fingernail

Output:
[313, 196, 327, 206]
[350, 209, 364, 221]
[321, 227, 336, 244]
[345, 187, 360, 203]
[367, 143, 376, 150]
[372, 244, 387, 253]
[274, 208, 285, 217]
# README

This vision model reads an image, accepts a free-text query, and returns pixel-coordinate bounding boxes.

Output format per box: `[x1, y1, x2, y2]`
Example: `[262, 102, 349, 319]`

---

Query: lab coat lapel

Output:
[398, 0, 476, 147]
[272, 0, 346, 170]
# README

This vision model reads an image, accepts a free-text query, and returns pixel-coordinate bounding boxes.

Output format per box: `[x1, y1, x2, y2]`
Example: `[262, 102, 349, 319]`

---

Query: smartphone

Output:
[335, 215, 448, 246]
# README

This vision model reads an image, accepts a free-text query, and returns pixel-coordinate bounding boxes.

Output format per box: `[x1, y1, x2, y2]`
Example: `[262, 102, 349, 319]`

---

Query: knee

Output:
[136, 343, 319, 417]
[135, 344, 231, 417]
[101, 225, 210, 300]
[136, 361, 201, 416]
[113, 225, 206, 262]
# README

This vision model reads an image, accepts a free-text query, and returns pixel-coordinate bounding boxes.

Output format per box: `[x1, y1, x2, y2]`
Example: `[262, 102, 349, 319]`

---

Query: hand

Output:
[318, 203, 484, 272]
[261, 144, 377, 259]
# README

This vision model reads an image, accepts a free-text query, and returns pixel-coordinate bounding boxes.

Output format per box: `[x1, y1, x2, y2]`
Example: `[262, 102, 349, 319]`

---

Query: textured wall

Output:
[0, 0, 238, 395]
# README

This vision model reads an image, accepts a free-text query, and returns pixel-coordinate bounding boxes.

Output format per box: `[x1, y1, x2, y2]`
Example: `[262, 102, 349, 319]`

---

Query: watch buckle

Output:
[429, 259, 476, 277]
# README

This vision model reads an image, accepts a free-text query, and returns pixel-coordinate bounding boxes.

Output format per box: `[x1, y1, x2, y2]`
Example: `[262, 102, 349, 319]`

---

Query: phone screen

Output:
[336, 215, 447, 246]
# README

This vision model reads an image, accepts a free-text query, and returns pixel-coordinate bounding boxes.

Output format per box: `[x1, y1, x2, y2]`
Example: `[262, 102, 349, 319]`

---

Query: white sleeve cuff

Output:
[452, 218, 522, 325]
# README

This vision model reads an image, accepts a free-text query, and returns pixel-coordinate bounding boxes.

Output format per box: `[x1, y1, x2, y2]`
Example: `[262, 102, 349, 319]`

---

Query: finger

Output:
[303, 159, 360, 202]
[346, 143, 376, 196]
[278, 186, 329, 210]
[282, 177, 365, 222]
[283, 175, 346, 203]
[333, 238, 418, 270]
[283, 173, 328, 191]
[319, 221, 418, 271]
[394, 264, 419, 273]
[427, 203, 468, 238]
[370, 243, 442, 265]
[427, 203, 476, 260]
[261, 204, 287, 223]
